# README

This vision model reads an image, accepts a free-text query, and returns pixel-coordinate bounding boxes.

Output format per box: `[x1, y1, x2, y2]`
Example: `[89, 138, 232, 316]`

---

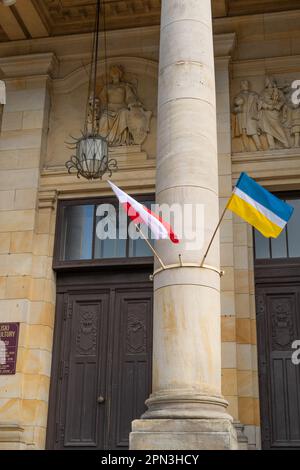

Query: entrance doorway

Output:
[47, 195, 155, 449]
[254, 195, 300, 449]
[46, 268, 153, 449]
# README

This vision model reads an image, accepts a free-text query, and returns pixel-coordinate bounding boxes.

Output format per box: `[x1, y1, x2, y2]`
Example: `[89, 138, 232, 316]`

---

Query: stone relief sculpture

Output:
[232, 76, 300, 152]
[289, 103, 300, 148]
[89, 65, 152, 146]
[283, 82, 300, 149]
[258, 76, 289, 149]
[232, 80, 262, 151]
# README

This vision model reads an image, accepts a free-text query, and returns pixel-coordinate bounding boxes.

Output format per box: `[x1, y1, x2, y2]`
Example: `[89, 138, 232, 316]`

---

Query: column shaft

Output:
[130, 0, 237, 449]
[148, 0, 225, 418]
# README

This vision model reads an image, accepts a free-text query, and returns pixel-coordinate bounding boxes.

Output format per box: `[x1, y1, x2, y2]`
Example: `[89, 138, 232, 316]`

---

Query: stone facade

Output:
[0, 1, 300, 450]
[0, 55, 57, 449]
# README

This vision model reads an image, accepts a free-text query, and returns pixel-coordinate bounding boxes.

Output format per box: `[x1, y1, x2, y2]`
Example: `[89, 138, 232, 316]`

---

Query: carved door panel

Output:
[256, 284, 300, 449]
[51, 291, 110, 449]
[46, 272, 153, 450]
[109, 289, 153, 449]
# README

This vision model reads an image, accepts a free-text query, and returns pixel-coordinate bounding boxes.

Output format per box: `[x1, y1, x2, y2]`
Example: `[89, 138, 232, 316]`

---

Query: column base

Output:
[142, 390, 231, 420]
[130, 419, 238, 450]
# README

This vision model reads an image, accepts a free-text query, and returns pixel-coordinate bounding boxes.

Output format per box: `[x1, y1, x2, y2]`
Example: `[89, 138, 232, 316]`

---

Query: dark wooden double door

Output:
[255, 263, 300, 449]
[46, 269, 153, 450]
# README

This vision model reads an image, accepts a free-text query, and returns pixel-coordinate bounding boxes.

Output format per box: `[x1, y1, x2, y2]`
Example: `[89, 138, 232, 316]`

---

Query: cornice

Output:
[214, 8, 300, 28]
[39, 165, 156, 199]
[232, 149, 300, 190]
[0, 27, 237, 59]
[0, 26, 160, 61]
[232, 55, 300, 78]
[0, 28, 237, 83]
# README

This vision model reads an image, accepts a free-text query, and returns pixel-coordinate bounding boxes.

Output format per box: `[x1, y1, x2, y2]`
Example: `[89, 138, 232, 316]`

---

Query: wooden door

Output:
[255, 265, 300, 449]
[46, 270, 153, 450]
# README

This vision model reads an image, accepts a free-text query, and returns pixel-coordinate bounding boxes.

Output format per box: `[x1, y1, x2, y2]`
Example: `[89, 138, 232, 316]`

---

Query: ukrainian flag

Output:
[227, 172, 294, 238]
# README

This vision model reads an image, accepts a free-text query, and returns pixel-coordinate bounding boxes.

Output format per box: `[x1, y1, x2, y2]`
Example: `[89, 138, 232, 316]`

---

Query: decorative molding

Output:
[33, 0, 162, 37]
[214, 7, 300, 29]
[127, 307, 147, 354]
[227, 0, 300, 18]
[0, 29, 236, 75]
[271, 297, 294, 350]
[76, 309, 97, 356]
[0, 423, 25, 447]
[0, 0, 297, 45]
[232, 148, 300, 164]
[214, 33, 236, 59]
[52, 56, 158, 94]
[44, 145, 155, 174]
[38, 189, 58, 210]
[39, 163, 155, 199]
[0, 52, 58, 78]
[232, 55, 300, 79]
[232, 149, 300, 188]
[0, 26, 159, 61]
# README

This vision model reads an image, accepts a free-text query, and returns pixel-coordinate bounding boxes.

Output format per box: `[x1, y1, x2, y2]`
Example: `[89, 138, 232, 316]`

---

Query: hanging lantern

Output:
[65, 0, 117, 180]
[65, 134, 117, 180]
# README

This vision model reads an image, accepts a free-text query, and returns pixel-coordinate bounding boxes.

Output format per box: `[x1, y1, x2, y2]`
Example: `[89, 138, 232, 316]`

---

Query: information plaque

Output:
[0, 323, 20, 375]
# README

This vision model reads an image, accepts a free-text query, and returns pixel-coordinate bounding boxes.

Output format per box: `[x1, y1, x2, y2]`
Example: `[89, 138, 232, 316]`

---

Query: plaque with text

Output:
[0, 323, 20, 375]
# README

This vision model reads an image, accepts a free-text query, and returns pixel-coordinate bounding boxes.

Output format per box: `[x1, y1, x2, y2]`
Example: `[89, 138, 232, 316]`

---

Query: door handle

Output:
[97, 395, 105, 404]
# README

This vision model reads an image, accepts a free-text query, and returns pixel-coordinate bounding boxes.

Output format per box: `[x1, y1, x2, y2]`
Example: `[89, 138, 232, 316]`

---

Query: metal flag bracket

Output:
[149, 255, 225, 281]
[135, 224, 226, 281]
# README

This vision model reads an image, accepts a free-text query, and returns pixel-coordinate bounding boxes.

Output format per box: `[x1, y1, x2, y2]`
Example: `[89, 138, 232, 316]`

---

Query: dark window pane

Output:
[128, 225, 154, 257]
[254, 230, 270, 259]
[271, 229, 287, 258]
[61, 205, 94, 260]
[128, 201, 154, 258]
[287, 199, 300, 257]
[94, 203, 126, 259]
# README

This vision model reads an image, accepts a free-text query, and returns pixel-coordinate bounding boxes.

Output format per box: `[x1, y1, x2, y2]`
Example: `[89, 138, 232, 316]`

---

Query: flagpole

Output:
[200, 203, 229, 267]
[136, 225, 166, 270]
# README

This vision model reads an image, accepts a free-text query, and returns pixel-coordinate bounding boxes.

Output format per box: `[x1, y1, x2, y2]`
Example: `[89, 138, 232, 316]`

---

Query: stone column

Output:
[130, 0, 237, 450]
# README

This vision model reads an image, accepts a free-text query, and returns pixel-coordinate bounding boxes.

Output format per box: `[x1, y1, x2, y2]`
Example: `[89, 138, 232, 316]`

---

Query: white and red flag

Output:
[108, 181, 179, 244]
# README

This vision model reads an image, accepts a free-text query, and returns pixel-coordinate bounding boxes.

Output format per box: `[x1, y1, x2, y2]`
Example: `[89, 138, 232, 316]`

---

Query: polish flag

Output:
[108, 181, 179, 244]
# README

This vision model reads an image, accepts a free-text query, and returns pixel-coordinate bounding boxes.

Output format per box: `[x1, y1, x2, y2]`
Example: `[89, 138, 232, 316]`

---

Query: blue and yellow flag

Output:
[227, 172, 294, 238]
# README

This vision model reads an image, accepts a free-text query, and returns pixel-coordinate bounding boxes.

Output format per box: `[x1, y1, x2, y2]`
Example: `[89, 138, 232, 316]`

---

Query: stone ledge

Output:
[232, 149, 300, 188]
[232, 148, 300, 163]
[0, 423, 26, 449]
